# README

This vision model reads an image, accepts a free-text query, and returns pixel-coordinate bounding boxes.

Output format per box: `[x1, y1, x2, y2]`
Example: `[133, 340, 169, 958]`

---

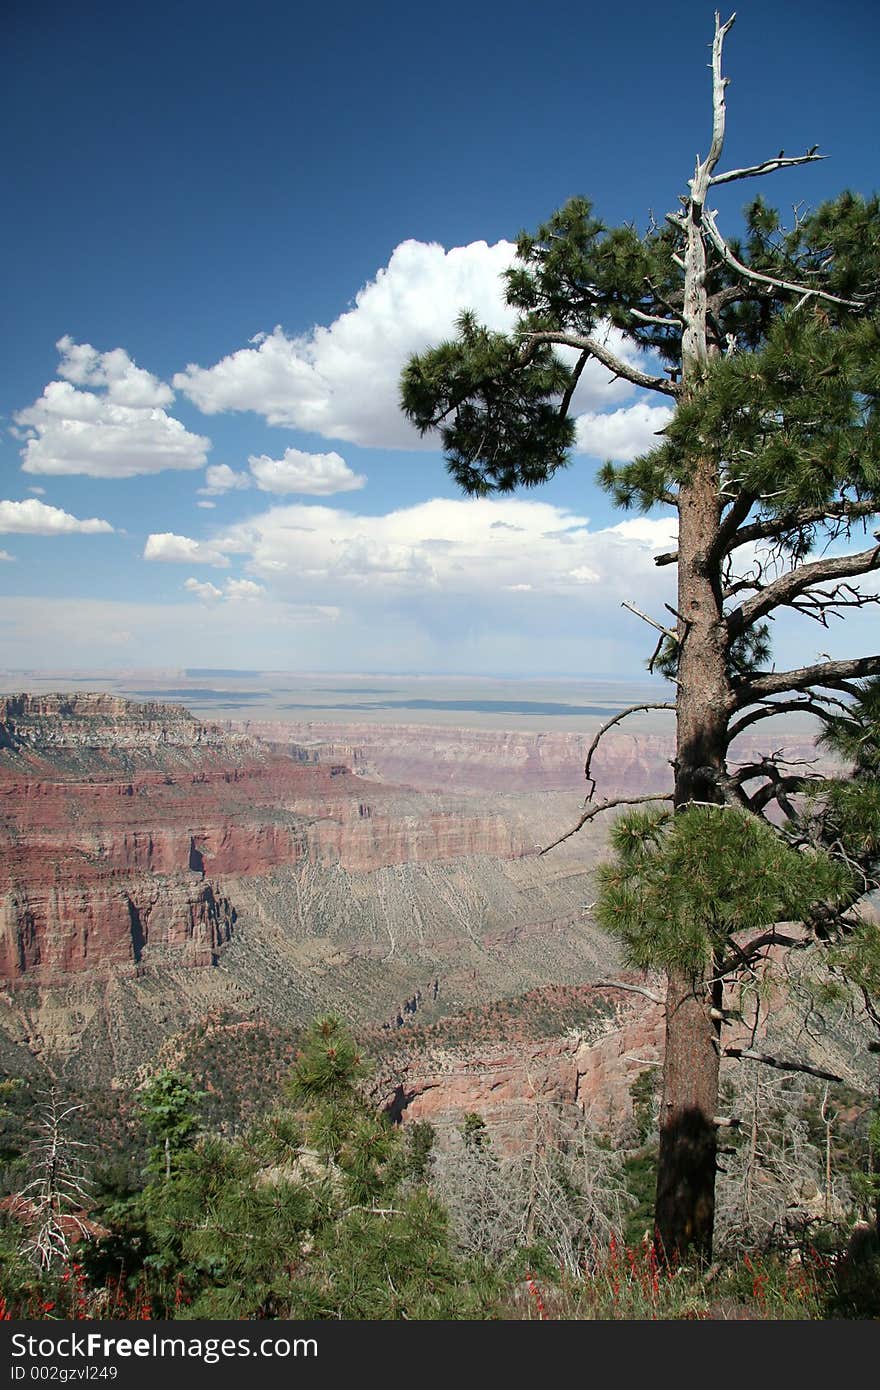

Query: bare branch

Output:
[621, 601, 678, 639]
[703, 12, 737, 188]
[710, 150, 826, 187]
[734, 653, 880, 705]
[519, 330, 680, 397]
[594, 980, 665, 1006]
[703, 208, 864, 309]
[707, 283, 770, 316]
[540, 794, 673, 856]
[728, 544, 880, 634]
[582, 702, 676, 801]
[726, 695, 843, 745]
[787, 581, 880, 627]
[725, 500, 879, 556]
[715, 929, 810, 977]
[628, 306, 684, 329]
[711, 490, 758, 563]
[744, 773, 818, 815]
[722, 1047, 844, 1084]
[558, 349, 589, 421]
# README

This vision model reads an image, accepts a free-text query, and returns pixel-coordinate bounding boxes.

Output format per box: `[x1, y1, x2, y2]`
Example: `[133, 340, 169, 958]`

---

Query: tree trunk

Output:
[655, 966, 723, 1262]
[652, 51, 733, 1253]
[653, 444, 730, 1262]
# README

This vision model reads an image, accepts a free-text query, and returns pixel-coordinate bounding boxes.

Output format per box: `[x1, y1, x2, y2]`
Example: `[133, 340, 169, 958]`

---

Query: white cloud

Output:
[216, 497, 678, 612]
[100, 497, 684, 672]
[0, 549, 14, 562]
[199, 463, 251, 495]
[575, 401, 675, 461]
[248, 447, 366, 495]
[14, 338, 210, 478]
[184, 577, 223, 601]
[0, 498, 114, 535]
[27, 485, 46, 495]
[144, 532, 229, 567]
[224, 578, 265, 598]
[173, 239, 646, 451]
[196, 500, 216, 509]
[55, 335, 174, 407]
[184, 575, 266, 602]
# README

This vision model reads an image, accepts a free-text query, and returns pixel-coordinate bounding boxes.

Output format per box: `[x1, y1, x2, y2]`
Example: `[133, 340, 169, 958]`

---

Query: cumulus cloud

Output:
[55, 335, 174, 407]
[225, 578, 265, 598]
[199, 463, 251, 495]
[184, 576, 266, 602]
[196, 500, 216, 509]
[216, 496, 678, 609]
[184, 577, 223, 600]
[14, 338, 210, 478]
[575, 401, 675, 461]
[0, 549, 14, 562]
[144, 532, 229, 566]
[173, 240, 648, 451]
[136, 494, 683, 672]
[248, 448, 366, 495]
[0, 498, 114, 535]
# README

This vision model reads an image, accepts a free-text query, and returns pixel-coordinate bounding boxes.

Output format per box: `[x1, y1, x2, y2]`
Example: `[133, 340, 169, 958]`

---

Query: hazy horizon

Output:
[0, 666, 822, 737]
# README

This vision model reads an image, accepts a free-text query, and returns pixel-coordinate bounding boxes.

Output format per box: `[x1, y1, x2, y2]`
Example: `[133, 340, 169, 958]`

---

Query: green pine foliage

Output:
[403, 191, 880, 546]
[595, 804, 852, 975]
[77, 1017, 499, 1320]
[137, 1069, 205, 1179]
[400, 310, 575, 494]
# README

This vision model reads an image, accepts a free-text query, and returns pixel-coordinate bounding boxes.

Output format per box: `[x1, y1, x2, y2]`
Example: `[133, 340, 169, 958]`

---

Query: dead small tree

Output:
[430, 1104, 633, 1274]
[15, 1092, 93, 1270]
[714, 1069, 852, 1255]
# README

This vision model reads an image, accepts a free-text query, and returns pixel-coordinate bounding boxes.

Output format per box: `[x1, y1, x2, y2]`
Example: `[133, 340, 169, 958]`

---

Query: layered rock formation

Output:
[375, 987, 665, 1149]
[239, 717, 827, 796]
[0, 695, 529, 987]
[0, 694, 618, 1088]
[2, 691, 864, 1150]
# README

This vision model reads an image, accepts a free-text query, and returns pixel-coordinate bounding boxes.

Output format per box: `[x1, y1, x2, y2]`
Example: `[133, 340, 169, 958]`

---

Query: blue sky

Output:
[1, 0, 877, 676]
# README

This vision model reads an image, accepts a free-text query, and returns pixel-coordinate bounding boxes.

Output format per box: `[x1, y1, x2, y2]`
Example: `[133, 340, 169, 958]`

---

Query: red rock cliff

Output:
[0, 695, 526, 985]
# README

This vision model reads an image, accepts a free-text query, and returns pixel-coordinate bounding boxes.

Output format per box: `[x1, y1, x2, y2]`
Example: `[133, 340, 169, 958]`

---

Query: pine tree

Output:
[400, 13, 880, 1261]
[137, 1069, 204, 1181]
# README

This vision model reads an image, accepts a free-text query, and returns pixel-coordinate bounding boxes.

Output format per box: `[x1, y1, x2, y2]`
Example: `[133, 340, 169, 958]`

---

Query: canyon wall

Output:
[0, 695, 616, 1086]
[238, 717, 827, 796]
[0, 696, 529, 987]
[377, 989, 666, 1148]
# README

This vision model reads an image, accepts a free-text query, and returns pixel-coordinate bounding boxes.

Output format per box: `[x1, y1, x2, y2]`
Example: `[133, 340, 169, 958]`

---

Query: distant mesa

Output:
[125, 688, 268, 702]
[281, 698, 627, 717]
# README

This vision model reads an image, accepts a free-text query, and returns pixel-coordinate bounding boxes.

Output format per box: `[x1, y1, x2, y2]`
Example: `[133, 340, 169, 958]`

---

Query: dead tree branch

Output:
[721, 1047, 844, 1084]
[726, 694, 846, 745]
[703, 208, 864, 309]
[518, 329, 680, 396]
[540, 794, 673, 856]
[593, 980, 665, 1006]
[725, 499, 880, 556]
[735, 653, 880, 705]
[582, 702, 676, 801]
[709, 149, 827, 187]
[728, 545, 880, 634]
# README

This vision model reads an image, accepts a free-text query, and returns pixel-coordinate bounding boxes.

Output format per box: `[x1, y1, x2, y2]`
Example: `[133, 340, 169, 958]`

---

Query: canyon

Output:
[1, 689, 864, 1148]
[236, 712, 827, 796]
[0, 693, 616, 1091]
